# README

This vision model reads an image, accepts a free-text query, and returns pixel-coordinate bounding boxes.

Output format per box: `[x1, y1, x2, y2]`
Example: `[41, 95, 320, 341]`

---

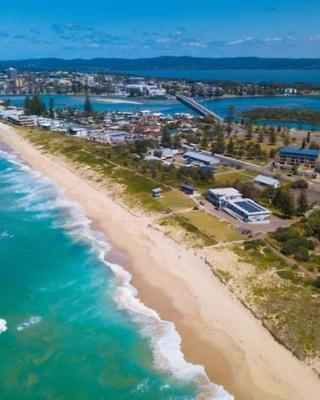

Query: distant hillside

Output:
[1, 56, 320, 72]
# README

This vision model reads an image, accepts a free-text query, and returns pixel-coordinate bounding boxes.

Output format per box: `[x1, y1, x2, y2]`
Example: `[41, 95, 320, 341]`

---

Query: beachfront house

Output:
[184, 150, 220, 167]
[207, 187, 271, 223]
[253, 175, 281, 189]
[154, 148, 179, 159]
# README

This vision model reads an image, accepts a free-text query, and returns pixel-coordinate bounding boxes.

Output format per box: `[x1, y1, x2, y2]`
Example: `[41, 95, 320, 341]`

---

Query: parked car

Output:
[242, 229, 252, 235]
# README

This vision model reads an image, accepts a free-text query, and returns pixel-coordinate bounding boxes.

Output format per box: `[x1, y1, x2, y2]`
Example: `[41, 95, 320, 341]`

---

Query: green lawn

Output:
[157, 189, 196, 211]
[214, 169, 256, 186]
[183, 210, 242, 242]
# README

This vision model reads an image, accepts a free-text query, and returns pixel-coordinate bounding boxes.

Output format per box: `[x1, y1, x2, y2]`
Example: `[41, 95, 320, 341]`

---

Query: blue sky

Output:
[1, 0, 320, 59]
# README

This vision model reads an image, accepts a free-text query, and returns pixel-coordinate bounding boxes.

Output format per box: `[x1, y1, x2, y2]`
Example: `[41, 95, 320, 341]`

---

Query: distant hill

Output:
[1, 56, 320, 72]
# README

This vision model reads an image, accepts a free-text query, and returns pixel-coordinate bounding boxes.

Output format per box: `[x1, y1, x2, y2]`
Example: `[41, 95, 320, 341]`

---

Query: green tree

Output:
[296, 189, 309, 216]
[84, 94, 93, 115]
[211, 130, 225, 154]
[49, 97, 55, 119]
[273, 188, 296, 218]
[172, 135, 181, 149]
[161, 126, 172, 148]
[24, 95, 46, 116]
[24, 95, 30, 114]
[226, 105, 236, 123]
[227, 137, 235, 155]
[268, 128, 277, 145]
[245, 122, 253, 140]
[306, 131, 311, 144]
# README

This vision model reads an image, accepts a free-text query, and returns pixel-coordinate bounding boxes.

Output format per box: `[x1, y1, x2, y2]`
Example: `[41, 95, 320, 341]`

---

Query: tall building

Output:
[7, 67, 17, 80]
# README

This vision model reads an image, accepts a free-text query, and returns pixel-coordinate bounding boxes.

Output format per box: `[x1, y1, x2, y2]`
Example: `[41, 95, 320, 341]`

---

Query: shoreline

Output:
[0, 123, 319, 399]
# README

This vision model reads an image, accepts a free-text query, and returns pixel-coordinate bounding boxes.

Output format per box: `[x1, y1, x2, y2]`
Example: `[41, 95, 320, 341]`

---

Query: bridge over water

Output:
[176, 95, 224, 123]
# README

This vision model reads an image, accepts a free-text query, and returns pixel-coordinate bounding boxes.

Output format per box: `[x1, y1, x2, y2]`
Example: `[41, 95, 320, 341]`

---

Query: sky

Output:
[1, 0, 320, 59]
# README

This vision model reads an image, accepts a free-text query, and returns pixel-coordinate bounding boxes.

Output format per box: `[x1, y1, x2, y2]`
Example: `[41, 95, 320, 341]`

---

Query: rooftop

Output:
[254, 174, 280, 186]
[280, 147, 320, 158]
[185, 151, 220, 164]
[229, 199, 271, 216]
[208, 187, 242, 197]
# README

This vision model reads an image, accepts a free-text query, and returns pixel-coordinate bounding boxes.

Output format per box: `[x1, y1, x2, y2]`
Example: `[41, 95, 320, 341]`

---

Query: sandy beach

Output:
[91, 97, 142, 105]
[0, 122, 319, 400]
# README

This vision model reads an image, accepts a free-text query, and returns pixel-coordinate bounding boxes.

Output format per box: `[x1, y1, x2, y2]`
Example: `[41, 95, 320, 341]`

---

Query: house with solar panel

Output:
[207, 188, 271, 223]
[276, 147, 320, 171]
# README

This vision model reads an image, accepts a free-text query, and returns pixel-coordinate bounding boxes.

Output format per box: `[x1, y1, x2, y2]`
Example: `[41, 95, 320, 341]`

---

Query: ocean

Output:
[0, 143, 232, 399]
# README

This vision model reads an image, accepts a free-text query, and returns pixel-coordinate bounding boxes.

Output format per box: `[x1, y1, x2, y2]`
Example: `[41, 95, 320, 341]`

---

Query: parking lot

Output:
[196, 198, 293, 236]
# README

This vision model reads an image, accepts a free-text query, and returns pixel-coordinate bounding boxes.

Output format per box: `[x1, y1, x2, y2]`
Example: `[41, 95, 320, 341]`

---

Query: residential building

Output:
[207, 188, 271, 223]
[154, 148, 178, 159]
[6, 67, 17, 80]
[184, 151, 220, 167]
[276, 147, 320, 170]
[253, 175, 281, 189]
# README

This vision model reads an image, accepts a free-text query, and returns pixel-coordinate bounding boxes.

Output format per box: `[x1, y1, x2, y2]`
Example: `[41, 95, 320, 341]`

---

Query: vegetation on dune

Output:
[234, 238, 320, 359]
[243, 107, 320, 125]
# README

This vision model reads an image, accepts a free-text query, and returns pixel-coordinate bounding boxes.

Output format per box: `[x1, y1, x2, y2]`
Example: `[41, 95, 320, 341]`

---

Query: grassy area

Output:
[233, 240, 320, 359]
[260, 142, 281, 153]
[159, 215, 217, 247]
[214, 169, 256, 186]
[16, 127, 244, 242]
[251, 283, 320, 359]
[183, 210, 241, 242]
[157, 189, 196, 211]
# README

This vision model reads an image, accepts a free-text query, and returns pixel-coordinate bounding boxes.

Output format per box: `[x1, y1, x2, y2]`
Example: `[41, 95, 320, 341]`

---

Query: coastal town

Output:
[1, 67, 320, 226]
[1, 66, 320, 98]
[0, 63, 320, 400]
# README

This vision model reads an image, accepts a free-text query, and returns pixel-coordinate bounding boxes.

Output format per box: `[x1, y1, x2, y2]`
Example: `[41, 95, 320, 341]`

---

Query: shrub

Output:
[293, 247, 310, 262]
[305, 210, 320, 239]
[311, 277, 320, 289]
[244, 239, 264, 250]
[272, 226, 300, 242]
[291, 179, 308, 189]
[281, 238, 313, 256]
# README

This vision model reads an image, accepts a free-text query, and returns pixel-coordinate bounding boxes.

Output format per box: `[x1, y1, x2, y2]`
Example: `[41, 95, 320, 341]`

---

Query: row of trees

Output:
[23, 94, 94, 117]
[243, 107, 320, 126]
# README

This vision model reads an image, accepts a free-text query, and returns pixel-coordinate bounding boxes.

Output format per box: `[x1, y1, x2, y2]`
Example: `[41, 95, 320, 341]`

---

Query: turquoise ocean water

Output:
[0, 143, 232, 399]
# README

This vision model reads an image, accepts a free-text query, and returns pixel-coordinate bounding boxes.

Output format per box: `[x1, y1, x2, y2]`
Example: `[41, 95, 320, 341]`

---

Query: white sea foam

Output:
[17, 316, 42, 332]
[131, 378, 150, 394]
[108, 262, 233, 400]
[0, 230, 14, 239]
[0, 319, 8, 334]
[0, 146, 234, 399]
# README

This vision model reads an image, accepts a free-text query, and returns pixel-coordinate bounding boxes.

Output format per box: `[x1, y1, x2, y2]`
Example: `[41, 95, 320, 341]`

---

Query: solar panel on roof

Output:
[234, 201, 264, 213]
